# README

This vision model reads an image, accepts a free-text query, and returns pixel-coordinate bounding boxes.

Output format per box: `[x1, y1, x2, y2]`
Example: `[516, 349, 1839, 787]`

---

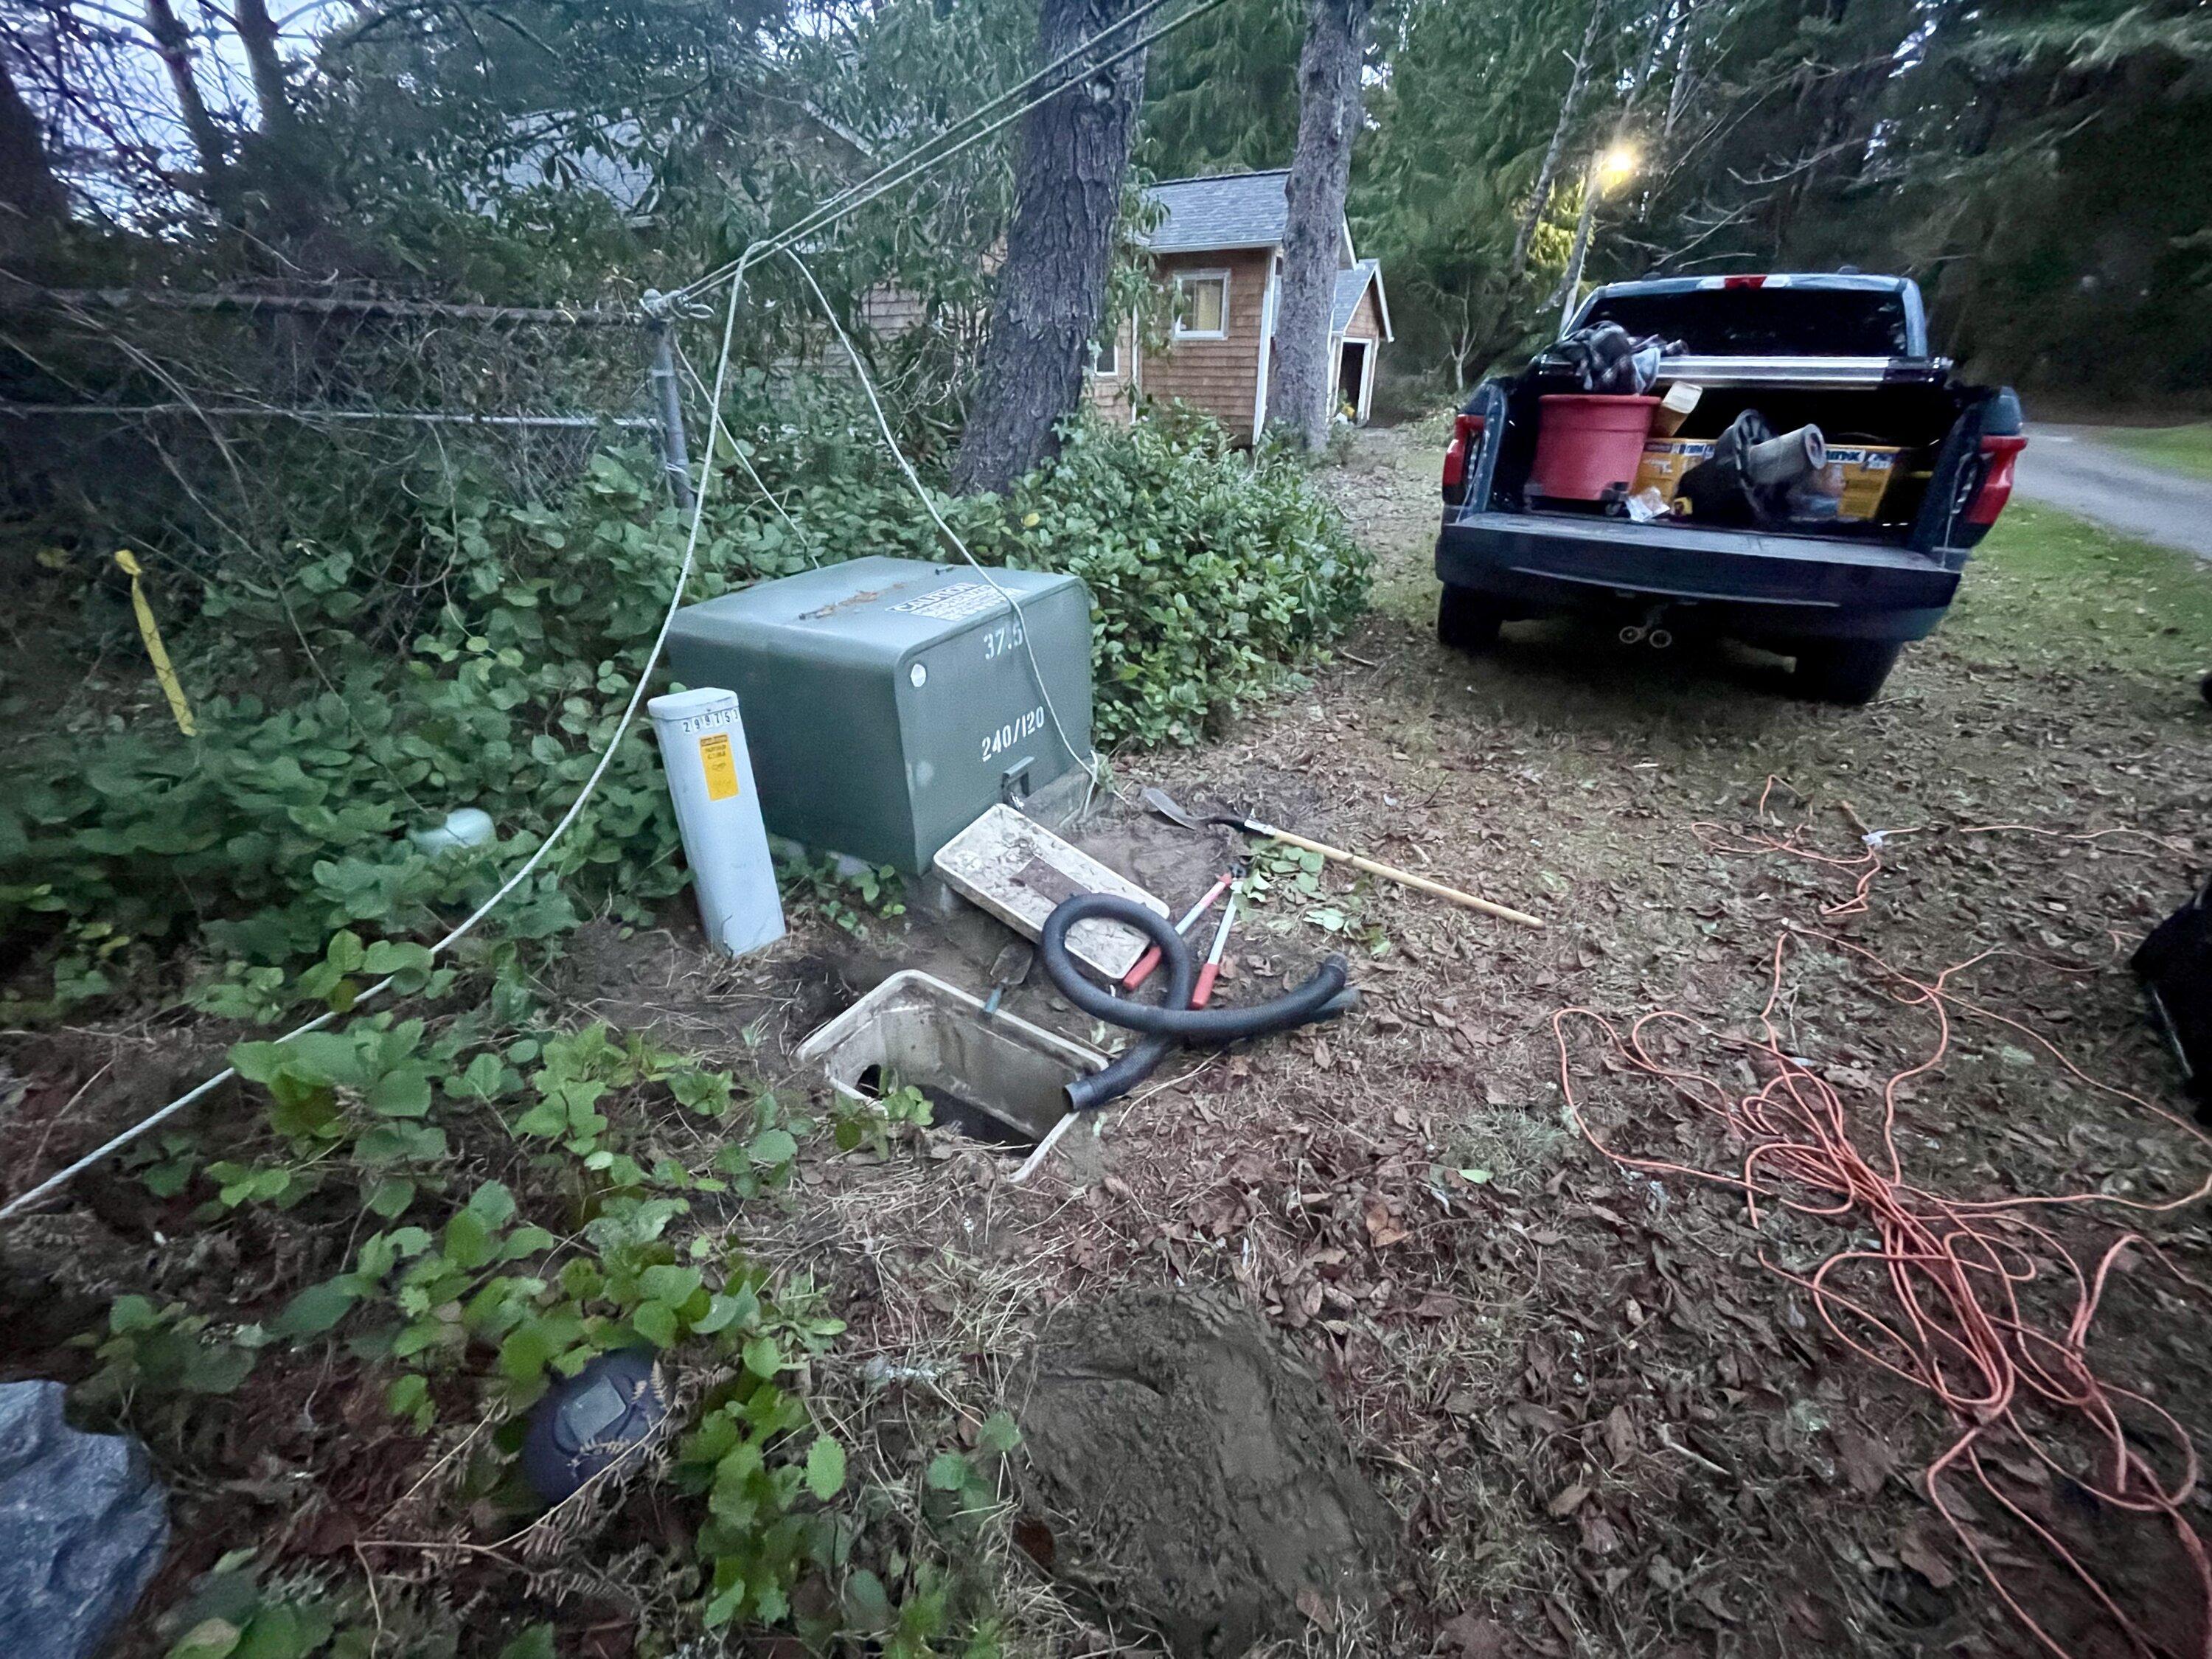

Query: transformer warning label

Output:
[888, 582, 1007, 623]
[698, 732, 740, 801]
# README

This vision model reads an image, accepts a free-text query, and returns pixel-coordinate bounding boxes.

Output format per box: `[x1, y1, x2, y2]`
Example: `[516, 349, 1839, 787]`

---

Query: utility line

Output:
[673, 0, 1178, 301]
[674, 0, 1231, 303]
[782, 247, 1105, 803]
[1, 0, 1220, 1220]
[0, 265, 754, 1225]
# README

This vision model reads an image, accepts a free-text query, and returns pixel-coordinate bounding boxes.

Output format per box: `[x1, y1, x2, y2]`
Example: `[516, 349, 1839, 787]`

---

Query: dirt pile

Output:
[1012, 1287, 1388, 1656]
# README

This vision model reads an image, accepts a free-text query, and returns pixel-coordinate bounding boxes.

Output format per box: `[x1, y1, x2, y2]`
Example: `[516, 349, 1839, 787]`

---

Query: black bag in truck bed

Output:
[1435, 510, 1970, 643]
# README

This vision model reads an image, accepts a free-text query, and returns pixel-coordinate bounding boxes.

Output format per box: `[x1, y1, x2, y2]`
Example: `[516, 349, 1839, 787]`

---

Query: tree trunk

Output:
[1554, 163, 1598, 328]
[145, 0, 230, 198]
[1506, 0, 1607, 288]
[1631, 0, 1673, 96]
[233, 0, 299, 144]
[232, 0, 327, 231]
[953, 0, 1146, 495]
[1270, 0, 1374, 453]
[1660, 0, 1701, 140]
[0, 53, 67, 243]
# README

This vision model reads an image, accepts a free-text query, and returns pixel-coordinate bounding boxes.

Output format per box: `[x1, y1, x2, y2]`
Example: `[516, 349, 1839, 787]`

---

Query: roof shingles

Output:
[1144, 170, 1290, 254]
[1332, 259, 1381, 335]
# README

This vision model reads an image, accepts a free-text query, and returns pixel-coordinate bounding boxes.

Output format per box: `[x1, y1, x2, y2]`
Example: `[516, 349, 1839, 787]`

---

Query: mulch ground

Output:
[751, 425, 2212, 1655]
[8, 423, 2212, 1658]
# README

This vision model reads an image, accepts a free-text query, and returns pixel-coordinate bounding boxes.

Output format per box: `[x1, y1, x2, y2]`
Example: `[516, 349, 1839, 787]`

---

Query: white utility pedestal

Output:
[647, 687, 785, 958]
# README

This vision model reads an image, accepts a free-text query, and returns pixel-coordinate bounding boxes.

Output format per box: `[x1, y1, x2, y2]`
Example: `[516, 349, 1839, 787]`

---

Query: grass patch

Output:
[1944, 501, 2212, 679]
[2096, 421, 2212, 481]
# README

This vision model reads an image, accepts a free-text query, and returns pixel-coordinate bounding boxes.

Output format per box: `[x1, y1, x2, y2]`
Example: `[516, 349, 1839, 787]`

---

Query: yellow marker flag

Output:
[113, 550, 197, 737]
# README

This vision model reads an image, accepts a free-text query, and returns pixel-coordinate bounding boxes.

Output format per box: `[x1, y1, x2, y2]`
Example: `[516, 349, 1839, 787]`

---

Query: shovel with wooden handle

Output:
[1141, 787, 1545, 931]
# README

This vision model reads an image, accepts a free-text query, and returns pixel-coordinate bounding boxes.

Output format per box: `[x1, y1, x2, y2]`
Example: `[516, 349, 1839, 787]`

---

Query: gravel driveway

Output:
[2015, 424, 2212, 560]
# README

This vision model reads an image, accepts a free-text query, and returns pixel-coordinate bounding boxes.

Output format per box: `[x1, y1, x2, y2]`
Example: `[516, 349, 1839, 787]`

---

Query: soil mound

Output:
[1013, 1286, 1388, 1656]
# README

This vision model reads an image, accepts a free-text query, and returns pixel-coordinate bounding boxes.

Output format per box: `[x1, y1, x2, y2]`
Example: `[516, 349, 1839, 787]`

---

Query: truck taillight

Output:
[1964, 434, 2027, 526]
[1442, 412, 1486, 500]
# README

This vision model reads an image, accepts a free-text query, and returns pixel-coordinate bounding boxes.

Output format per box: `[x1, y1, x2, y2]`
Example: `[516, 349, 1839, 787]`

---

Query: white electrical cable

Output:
[672, 334, 823, 568]
[0, 267, 756, 1225]
[780, 248, 1109, 806]
[0, 0, 1234, 1217]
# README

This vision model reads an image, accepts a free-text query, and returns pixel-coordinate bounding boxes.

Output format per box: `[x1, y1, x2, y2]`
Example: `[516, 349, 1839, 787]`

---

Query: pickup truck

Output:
[1433, 274, 2025, 703]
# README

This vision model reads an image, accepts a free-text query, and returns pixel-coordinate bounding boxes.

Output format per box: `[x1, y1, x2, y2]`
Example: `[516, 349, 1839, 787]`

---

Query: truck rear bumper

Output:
[1434, 511, 1966, 644]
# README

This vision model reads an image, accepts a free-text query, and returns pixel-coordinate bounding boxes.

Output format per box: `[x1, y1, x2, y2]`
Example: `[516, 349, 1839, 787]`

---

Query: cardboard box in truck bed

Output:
[1631, 439, 1714, 504]
[1824, 444, 1901, 521]
[1631, 438, 1903, 521]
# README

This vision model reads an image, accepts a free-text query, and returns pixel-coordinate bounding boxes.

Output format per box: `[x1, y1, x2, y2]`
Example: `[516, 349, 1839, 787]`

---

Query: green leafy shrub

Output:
[75, 1295, 258, 1411]
[2, 397, 1363, 1011]
[997, 412, 1370, 745]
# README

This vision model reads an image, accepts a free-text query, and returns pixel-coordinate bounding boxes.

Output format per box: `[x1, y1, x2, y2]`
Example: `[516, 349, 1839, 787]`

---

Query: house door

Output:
[1335, 338, 1372, 425]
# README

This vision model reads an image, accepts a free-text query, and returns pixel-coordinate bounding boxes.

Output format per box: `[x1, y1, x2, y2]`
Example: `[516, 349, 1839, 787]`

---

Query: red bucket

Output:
[1530, 394, 1660, 501]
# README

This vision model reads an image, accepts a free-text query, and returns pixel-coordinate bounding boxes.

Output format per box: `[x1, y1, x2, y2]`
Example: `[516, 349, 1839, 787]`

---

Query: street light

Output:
[1560, 141, 1641, 333]
[1594, 143, 1640, 196]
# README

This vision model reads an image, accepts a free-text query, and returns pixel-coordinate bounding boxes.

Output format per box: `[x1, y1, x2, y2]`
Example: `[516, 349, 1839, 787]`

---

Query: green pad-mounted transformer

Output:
[664, 556, 1093, 872]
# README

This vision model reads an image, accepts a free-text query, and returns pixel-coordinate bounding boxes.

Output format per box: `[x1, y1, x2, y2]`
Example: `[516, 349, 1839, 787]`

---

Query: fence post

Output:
[641, 299, 696, 513]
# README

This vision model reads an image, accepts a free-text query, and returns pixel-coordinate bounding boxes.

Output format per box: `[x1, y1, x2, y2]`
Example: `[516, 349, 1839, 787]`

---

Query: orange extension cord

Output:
[1557, 787, 2211, 1658]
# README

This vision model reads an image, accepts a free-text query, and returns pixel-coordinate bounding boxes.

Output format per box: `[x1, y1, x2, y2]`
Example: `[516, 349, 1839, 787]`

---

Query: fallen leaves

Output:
[1602, 1403, 1638, 1465]
[1363, 1197, 1411, 1249]
[1832, 1423, 1897, 1496]
[1293, 1587, 1336, 1632]
[1439, 1613, 1504, 1658]
[1546, 1479, 1591, 1518]
[1897, 1518, 1955, 1589]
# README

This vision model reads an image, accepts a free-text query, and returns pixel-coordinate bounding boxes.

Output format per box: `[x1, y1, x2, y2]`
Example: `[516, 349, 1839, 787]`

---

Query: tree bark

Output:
[0, 52, 68, 243]
[232, 0, 299, 145]
[1660, 0, 1702, 140]
[145, 0, 230, 198]
[1269, 0, 1374, 452]
[953, 0, 1146, 495]
[231, 0, 329, 231]
[1506, 0, 1607, 288]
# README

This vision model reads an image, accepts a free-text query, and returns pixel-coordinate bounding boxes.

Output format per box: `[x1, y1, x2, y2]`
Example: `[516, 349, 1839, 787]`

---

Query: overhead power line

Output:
[0, 0, 1226, 1222]
[674, 0, 1232, 302]
[0, 288, 636, 327]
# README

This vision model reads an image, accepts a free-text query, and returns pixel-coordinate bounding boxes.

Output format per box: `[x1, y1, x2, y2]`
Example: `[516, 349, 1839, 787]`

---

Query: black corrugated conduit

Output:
[1038, 894, 1359, 1111]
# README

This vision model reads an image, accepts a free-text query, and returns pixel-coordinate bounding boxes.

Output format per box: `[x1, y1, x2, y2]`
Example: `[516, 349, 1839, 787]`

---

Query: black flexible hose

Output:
[1041, 894, 1356, 1110]
[1067, 928, 1193, 1113]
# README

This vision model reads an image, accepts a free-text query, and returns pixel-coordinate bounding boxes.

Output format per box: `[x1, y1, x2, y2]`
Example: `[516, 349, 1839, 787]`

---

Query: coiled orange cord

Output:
[1559, 793, 2211, 1657]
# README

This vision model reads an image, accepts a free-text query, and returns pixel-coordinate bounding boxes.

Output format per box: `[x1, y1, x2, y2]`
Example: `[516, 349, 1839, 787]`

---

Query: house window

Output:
[1090, 327, 1119, 378]
[1173, 271, 1229, 340]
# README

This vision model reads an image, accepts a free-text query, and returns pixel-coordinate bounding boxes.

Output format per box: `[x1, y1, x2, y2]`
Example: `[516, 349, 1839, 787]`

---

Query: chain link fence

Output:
[1, 285, 676, 577]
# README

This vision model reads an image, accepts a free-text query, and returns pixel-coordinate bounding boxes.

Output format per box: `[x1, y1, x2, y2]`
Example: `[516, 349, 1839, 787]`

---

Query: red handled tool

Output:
[1122, 869, 1234, 991]
[1192, 888, 1239, 1009]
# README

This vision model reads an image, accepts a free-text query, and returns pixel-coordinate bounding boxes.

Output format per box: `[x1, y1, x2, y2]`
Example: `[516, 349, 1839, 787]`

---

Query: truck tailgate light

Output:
[1442, 411, 1486, 498]
[1964, 434, 2028, 526]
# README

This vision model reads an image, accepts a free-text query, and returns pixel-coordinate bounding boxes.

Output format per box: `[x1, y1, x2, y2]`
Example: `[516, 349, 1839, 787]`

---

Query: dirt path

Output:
[903, 423, 2212, 1655]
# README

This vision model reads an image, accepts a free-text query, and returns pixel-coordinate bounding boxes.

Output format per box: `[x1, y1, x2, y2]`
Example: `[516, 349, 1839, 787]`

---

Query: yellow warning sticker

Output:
[698, 732, 739, 801]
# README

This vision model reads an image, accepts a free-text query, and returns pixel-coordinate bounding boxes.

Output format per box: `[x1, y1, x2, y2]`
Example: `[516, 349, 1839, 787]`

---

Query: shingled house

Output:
[1088, 168, 1392, 442]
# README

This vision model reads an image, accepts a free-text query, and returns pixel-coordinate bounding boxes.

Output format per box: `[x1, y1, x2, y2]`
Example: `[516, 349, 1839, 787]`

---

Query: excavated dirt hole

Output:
[796, 970, 1103, 1157]
[1012, 1287, 1390, 1657]
[852, 1065, 1035, 1150]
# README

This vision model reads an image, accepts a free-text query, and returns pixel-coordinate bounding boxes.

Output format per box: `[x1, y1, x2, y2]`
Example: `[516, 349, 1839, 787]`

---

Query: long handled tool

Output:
[1142, 787, 1545, 931]
[1123, 869, 1234, 990]
[1192, 887, 1239, 1008]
